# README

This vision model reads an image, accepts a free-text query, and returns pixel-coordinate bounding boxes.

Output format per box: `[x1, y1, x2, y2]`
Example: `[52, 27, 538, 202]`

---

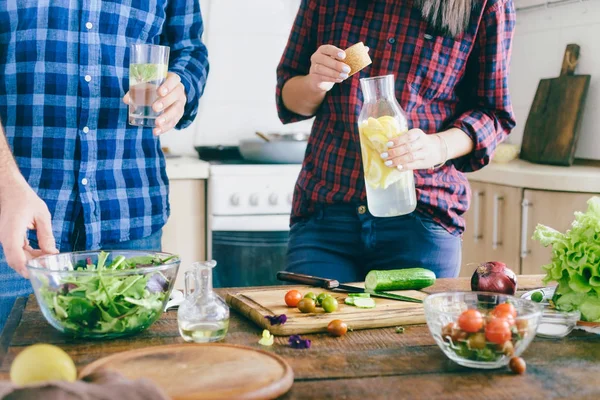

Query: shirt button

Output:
[81, 178, 88, 186]
[84, 75, 92, 82]
[85, 22, 93, 30]
[358, 205, 367, 215]
[82, 126, 89, 133]
[387, 37, 396, 44]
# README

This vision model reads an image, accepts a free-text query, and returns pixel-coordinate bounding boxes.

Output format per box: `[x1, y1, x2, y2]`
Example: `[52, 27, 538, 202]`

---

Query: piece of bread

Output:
[344, 42, 372, 77]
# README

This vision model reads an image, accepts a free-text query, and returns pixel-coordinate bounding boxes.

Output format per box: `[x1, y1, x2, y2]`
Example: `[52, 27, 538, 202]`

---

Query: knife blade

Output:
[276, 271, 423, 304]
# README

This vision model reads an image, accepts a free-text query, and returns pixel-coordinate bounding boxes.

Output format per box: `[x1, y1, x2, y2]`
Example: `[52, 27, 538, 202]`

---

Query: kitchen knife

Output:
[276, 271, 423, 304]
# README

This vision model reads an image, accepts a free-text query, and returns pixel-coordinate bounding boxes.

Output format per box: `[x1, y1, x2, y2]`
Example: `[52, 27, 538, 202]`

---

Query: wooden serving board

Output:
[520, 44, 591, 166]
[226, 285, 427, 336]
[79, 343, 294, 400]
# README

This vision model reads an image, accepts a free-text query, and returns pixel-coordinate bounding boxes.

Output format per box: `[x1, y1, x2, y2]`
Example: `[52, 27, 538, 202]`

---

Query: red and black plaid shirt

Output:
[276, 0, 516, 236]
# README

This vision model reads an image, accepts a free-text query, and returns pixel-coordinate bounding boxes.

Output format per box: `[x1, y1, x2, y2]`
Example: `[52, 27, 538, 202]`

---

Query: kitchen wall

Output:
[160, 0, 313, 156]
[162, 0, 600, 160]
[509, 0, 600, 160]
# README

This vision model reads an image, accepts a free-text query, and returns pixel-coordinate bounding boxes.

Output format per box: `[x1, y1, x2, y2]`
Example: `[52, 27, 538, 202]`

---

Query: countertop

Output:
[165, 156, 209, 180]
[2, 276, 600, 399]
[468, 159, 600, 193]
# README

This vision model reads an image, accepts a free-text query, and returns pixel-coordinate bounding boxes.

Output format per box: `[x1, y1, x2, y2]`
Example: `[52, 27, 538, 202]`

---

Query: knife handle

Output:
[276, 271, 339, 289]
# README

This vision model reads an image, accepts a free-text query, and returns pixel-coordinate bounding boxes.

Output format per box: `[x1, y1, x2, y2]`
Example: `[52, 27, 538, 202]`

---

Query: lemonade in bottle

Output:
[358, 74, 417, 217]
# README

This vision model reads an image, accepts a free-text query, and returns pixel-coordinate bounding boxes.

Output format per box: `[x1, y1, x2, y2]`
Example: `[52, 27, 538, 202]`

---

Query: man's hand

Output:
[0, 182, 58, 277]
[123, 72, 187, 136]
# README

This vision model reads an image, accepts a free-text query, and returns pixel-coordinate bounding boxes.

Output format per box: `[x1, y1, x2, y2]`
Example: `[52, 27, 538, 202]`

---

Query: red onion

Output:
[471, 261, 518, 295]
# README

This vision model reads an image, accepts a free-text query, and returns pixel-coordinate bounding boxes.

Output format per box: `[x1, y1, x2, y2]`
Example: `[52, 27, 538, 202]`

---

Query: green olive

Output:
[531, 291, 544, 303]
[321, 296, 338, 313]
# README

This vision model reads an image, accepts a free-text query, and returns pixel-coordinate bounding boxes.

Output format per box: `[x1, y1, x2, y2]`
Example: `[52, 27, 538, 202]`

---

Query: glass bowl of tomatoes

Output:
[424, 292, 543, 369]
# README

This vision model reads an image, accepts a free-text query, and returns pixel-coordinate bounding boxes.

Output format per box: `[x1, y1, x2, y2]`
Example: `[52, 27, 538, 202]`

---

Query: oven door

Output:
[208, 215, 290, 288]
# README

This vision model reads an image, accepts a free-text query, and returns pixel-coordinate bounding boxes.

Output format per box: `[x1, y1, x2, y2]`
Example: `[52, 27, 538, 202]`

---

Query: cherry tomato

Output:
[304, 292, 317, 302]
[458, 309, 484, 333]
[284, 290, 303, 307]
[500, 340, 515, 356]
[441, 322, 456, 342]
[493, 303, 517, 319]
[509, 357, 526, 374]
[467, 333, 486, 350]
[485, 318, 512, 344]
[297, 298, 316, 313]
[316, 293, 329, 306]
[327, 319, 348, 337]
[321, 296, 338, 313]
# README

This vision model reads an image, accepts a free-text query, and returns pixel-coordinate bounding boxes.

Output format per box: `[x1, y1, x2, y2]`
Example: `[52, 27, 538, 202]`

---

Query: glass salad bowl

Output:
[424, 292, 543, 369]
[28, 250, 180, 339]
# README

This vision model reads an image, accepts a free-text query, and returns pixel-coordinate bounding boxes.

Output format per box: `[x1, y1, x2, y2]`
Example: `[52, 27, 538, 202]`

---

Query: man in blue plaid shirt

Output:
[0, 1, 209, 330]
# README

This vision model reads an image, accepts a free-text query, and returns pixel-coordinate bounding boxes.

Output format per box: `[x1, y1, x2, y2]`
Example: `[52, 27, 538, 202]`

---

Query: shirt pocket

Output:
[408, 34, 468, 104]
[119, 0, 167, 43]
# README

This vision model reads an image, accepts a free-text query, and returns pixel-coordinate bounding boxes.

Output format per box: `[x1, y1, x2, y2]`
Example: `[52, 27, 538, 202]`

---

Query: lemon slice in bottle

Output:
[365, 159, 383, 189]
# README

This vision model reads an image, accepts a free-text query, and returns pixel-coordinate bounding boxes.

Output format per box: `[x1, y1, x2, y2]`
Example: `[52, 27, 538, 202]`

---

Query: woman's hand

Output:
[307, 45, 352, 92]
[123, 72, 187, 136]
[380, 129, 447, 170]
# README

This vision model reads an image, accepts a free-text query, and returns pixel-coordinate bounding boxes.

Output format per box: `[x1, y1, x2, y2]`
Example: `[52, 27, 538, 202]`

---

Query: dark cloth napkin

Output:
[0, 370, 169, 400]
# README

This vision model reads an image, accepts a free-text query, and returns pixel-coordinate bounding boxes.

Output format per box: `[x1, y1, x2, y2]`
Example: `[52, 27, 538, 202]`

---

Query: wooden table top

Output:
[1, 275, 599, 399]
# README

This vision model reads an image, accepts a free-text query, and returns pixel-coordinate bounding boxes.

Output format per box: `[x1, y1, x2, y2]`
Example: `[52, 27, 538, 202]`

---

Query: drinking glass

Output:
[128, 44, 170, 127]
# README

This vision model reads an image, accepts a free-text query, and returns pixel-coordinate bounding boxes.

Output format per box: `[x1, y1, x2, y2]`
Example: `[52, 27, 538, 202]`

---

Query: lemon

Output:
[10, 344, 77, 385]
[377, 116, 401, 138]
[365, 159, 383, 189]
[367, 134, 389, 154]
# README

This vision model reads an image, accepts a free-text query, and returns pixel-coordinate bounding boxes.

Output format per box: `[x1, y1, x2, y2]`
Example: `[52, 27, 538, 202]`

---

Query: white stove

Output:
[205, 162, 302, 288]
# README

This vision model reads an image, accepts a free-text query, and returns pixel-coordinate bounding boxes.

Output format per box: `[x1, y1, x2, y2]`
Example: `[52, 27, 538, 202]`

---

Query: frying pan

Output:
[239, 132, 308, 164]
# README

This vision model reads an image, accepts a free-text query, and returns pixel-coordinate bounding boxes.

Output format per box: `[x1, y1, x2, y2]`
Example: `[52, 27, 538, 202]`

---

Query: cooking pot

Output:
[239, 132, 308, 164]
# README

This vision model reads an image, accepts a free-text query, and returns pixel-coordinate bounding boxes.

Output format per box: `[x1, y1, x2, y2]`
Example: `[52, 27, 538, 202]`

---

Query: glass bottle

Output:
[358, 74, 417, 217]
[177, 260, 229, 342]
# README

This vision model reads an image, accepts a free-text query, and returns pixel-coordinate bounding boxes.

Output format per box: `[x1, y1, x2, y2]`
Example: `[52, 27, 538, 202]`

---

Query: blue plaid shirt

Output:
[0, 0, 209, 250]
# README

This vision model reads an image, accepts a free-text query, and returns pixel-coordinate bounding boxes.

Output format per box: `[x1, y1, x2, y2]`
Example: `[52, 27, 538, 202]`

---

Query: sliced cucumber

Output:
[344, 297, 355, 306]
[353, 297, 376, 309]
[365, 268, 436, 291]
[348, 293, 370, 298]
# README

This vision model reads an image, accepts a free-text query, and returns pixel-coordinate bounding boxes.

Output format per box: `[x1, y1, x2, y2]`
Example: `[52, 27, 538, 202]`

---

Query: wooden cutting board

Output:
[226, 285, 427, 336]
[520, 44, 591, 166]
[79, 343, 294, 400]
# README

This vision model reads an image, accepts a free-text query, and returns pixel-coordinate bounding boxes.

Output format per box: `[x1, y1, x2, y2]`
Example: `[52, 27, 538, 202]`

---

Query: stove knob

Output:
[230, 194, 240, 206]
[249, 194, 259, 206]
[268, 194, 278, 205]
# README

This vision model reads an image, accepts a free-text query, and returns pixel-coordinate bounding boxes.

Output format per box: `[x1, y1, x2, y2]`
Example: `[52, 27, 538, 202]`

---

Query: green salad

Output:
[533, 196, 600, 322]
[40, 252, 177, 336]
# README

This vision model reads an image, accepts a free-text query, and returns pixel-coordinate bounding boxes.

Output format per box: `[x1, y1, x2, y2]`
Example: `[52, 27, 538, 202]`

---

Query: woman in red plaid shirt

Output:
[277, 0, 516, 281]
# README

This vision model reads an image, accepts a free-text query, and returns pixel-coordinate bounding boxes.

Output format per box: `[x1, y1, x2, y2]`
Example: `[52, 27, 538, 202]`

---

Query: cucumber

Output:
[344, 297, 355, 306]
[365, 268, 436, 291]
[348, 293, 370, 298]
[353, 298, 376, 308]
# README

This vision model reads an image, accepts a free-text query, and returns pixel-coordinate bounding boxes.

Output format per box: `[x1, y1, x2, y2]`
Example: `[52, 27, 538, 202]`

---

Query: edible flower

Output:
[288, 334, 311, 349]
[258, 329, 274, 346]
[265, 314, 287, 325]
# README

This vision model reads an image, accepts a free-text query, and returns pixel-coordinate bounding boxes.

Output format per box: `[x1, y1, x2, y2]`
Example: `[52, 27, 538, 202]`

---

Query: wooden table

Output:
[1, 276, 599, 399]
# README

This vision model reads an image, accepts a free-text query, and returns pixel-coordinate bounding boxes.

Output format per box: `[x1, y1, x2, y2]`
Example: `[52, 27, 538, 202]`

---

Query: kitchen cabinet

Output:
[520, 189, 592, 274]
[460, 182, 521, 277]
[461, 181, 596, 276]
[161, 179, 206, 289]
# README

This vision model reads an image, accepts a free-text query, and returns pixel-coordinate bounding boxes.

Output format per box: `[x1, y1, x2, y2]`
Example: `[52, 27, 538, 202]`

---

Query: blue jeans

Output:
[0, 227, 163, 333]
[286, 204, 462, 283]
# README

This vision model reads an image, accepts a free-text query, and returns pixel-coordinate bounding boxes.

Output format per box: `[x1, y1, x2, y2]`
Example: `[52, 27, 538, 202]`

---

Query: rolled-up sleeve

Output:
[160, 0, 209, 130]
[450, 0, 516, 172]
[275, 0, 317, 124]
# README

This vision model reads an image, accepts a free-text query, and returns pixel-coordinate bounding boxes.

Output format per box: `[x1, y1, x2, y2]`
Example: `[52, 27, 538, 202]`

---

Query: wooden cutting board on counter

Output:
[79, 343, 294, 400]
[520, 44, 591, 166]
[226, 285, 427, 336]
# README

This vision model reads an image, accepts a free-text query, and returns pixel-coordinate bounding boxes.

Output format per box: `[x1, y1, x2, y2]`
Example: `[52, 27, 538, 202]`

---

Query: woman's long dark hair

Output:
[415, 0, 476, 37]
